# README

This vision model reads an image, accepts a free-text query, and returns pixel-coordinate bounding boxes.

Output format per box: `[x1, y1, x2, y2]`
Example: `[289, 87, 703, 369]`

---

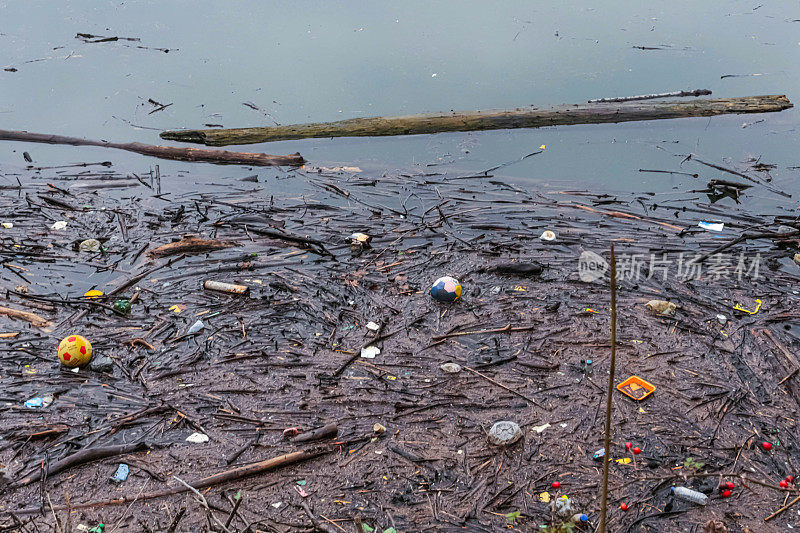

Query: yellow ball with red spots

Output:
[57, 335, 93, 367]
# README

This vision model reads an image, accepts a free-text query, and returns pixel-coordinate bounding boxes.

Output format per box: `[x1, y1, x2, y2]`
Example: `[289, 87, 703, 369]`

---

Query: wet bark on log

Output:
[147, 236, 238, 258]
[160, 95, 792, 146]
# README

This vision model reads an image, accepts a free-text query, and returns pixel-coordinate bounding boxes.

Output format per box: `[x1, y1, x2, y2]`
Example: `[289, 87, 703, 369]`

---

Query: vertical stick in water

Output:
[599, 245, 617, 532]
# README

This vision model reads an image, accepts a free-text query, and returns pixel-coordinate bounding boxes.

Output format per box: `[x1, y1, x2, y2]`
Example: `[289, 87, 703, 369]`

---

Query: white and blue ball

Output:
[430, 276, 462, 303]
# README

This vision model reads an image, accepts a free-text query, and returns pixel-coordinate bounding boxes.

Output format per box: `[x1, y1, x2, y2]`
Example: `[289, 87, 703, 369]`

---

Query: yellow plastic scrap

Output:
[539, 492, 551, 503]
[733, 298, 762, 315]
[83, 290, 104, 299]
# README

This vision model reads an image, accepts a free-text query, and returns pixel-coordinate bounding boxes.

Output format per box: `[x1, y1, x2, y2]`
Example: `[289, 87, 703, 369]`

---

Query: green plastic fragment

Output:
[113, 299, 131, 314]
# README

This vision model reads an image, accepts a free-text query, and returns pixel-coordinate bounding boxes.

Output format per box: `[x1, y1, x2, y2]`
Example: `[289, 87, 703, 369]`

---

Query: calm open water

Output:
[1, 1, 799, 211]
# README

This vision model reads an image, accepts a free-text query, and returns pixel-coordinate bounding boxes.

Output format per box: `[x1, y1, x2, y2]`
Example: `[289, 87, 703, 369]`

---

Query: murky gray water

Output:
[1, 1, 798, 211]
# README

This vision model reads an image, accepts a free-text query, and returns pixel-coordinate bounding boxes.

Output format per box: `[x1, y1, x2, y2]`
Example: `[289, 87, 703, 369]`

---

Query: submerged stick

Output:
[7, 448, 328, 515]
[0, 306, 51, 328]
[765, 493, 800, 522]
[291, 422, 339, 443]
[15, 441, 148, 486]
[600, 246, 617, 533]
[686, 153, 790, 198]
[464, 367, 544, 408]
[148, 236, 238, 258]
[0, 129, 304, 166]
[588, 89, 711, 103]
[693, 229, 800, 264]
[160, 95, 792, 146]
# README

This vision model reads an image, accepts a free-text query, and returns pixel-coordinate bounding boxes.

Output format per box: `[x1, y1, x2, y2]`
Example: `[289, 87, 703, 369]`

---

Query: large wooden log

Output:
[160, 95, 792, 146]
[0, 129, 304, 166]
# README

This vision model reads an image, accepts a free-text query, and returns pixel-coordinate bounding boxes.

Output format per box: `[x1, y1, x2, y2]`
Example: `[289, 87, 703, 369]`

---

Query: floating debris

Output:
[58, 335, 93, 367]
[79, 239, 101, 252]
[488, 421, 522, 446]
[430, 276, 462, 302]
[439, 362, 462, 373]
[540, 230, 557, 241]
[646, 300, 676, 316]
[360, 346, 380, 359]
[186, 433, 209, 444]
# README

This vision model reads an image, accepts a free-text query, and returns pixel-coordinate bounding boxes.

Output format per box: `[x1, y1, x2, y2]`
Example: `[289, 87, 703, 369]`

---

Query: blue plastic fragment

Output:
[24, 397, 44, 408]
[110, 463, 129, 483]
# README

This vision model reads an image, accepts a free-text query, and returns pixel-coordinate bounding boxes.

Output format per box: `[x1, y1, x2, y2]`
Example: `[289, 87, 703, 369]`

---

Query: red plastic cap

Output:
[780, 480, 789, 488]
[552, 481, 561, 489]
[624, 442, 633, 450]
[632, 447, 641, 455]
[620, 503, 628, 511]
[725, 482, 735, 490]
[762, 441, 773, 451]
[787, 476, 795, 483]
[722, 490, 732, 498]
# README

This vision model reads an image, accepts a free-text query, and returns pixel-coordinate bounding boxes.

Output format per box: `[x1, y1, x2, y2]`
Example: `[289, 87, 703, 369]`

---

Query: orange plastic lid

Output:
[616, 375, 656, 400]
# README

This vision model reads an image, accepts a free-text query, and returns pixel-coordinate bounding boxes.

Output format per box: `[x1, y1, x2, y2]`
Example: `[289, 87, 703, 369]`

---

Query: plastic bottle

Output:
[571, 513, 589, 524]
[583, 359, 593, 376]
[671, 486, 708, 505]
